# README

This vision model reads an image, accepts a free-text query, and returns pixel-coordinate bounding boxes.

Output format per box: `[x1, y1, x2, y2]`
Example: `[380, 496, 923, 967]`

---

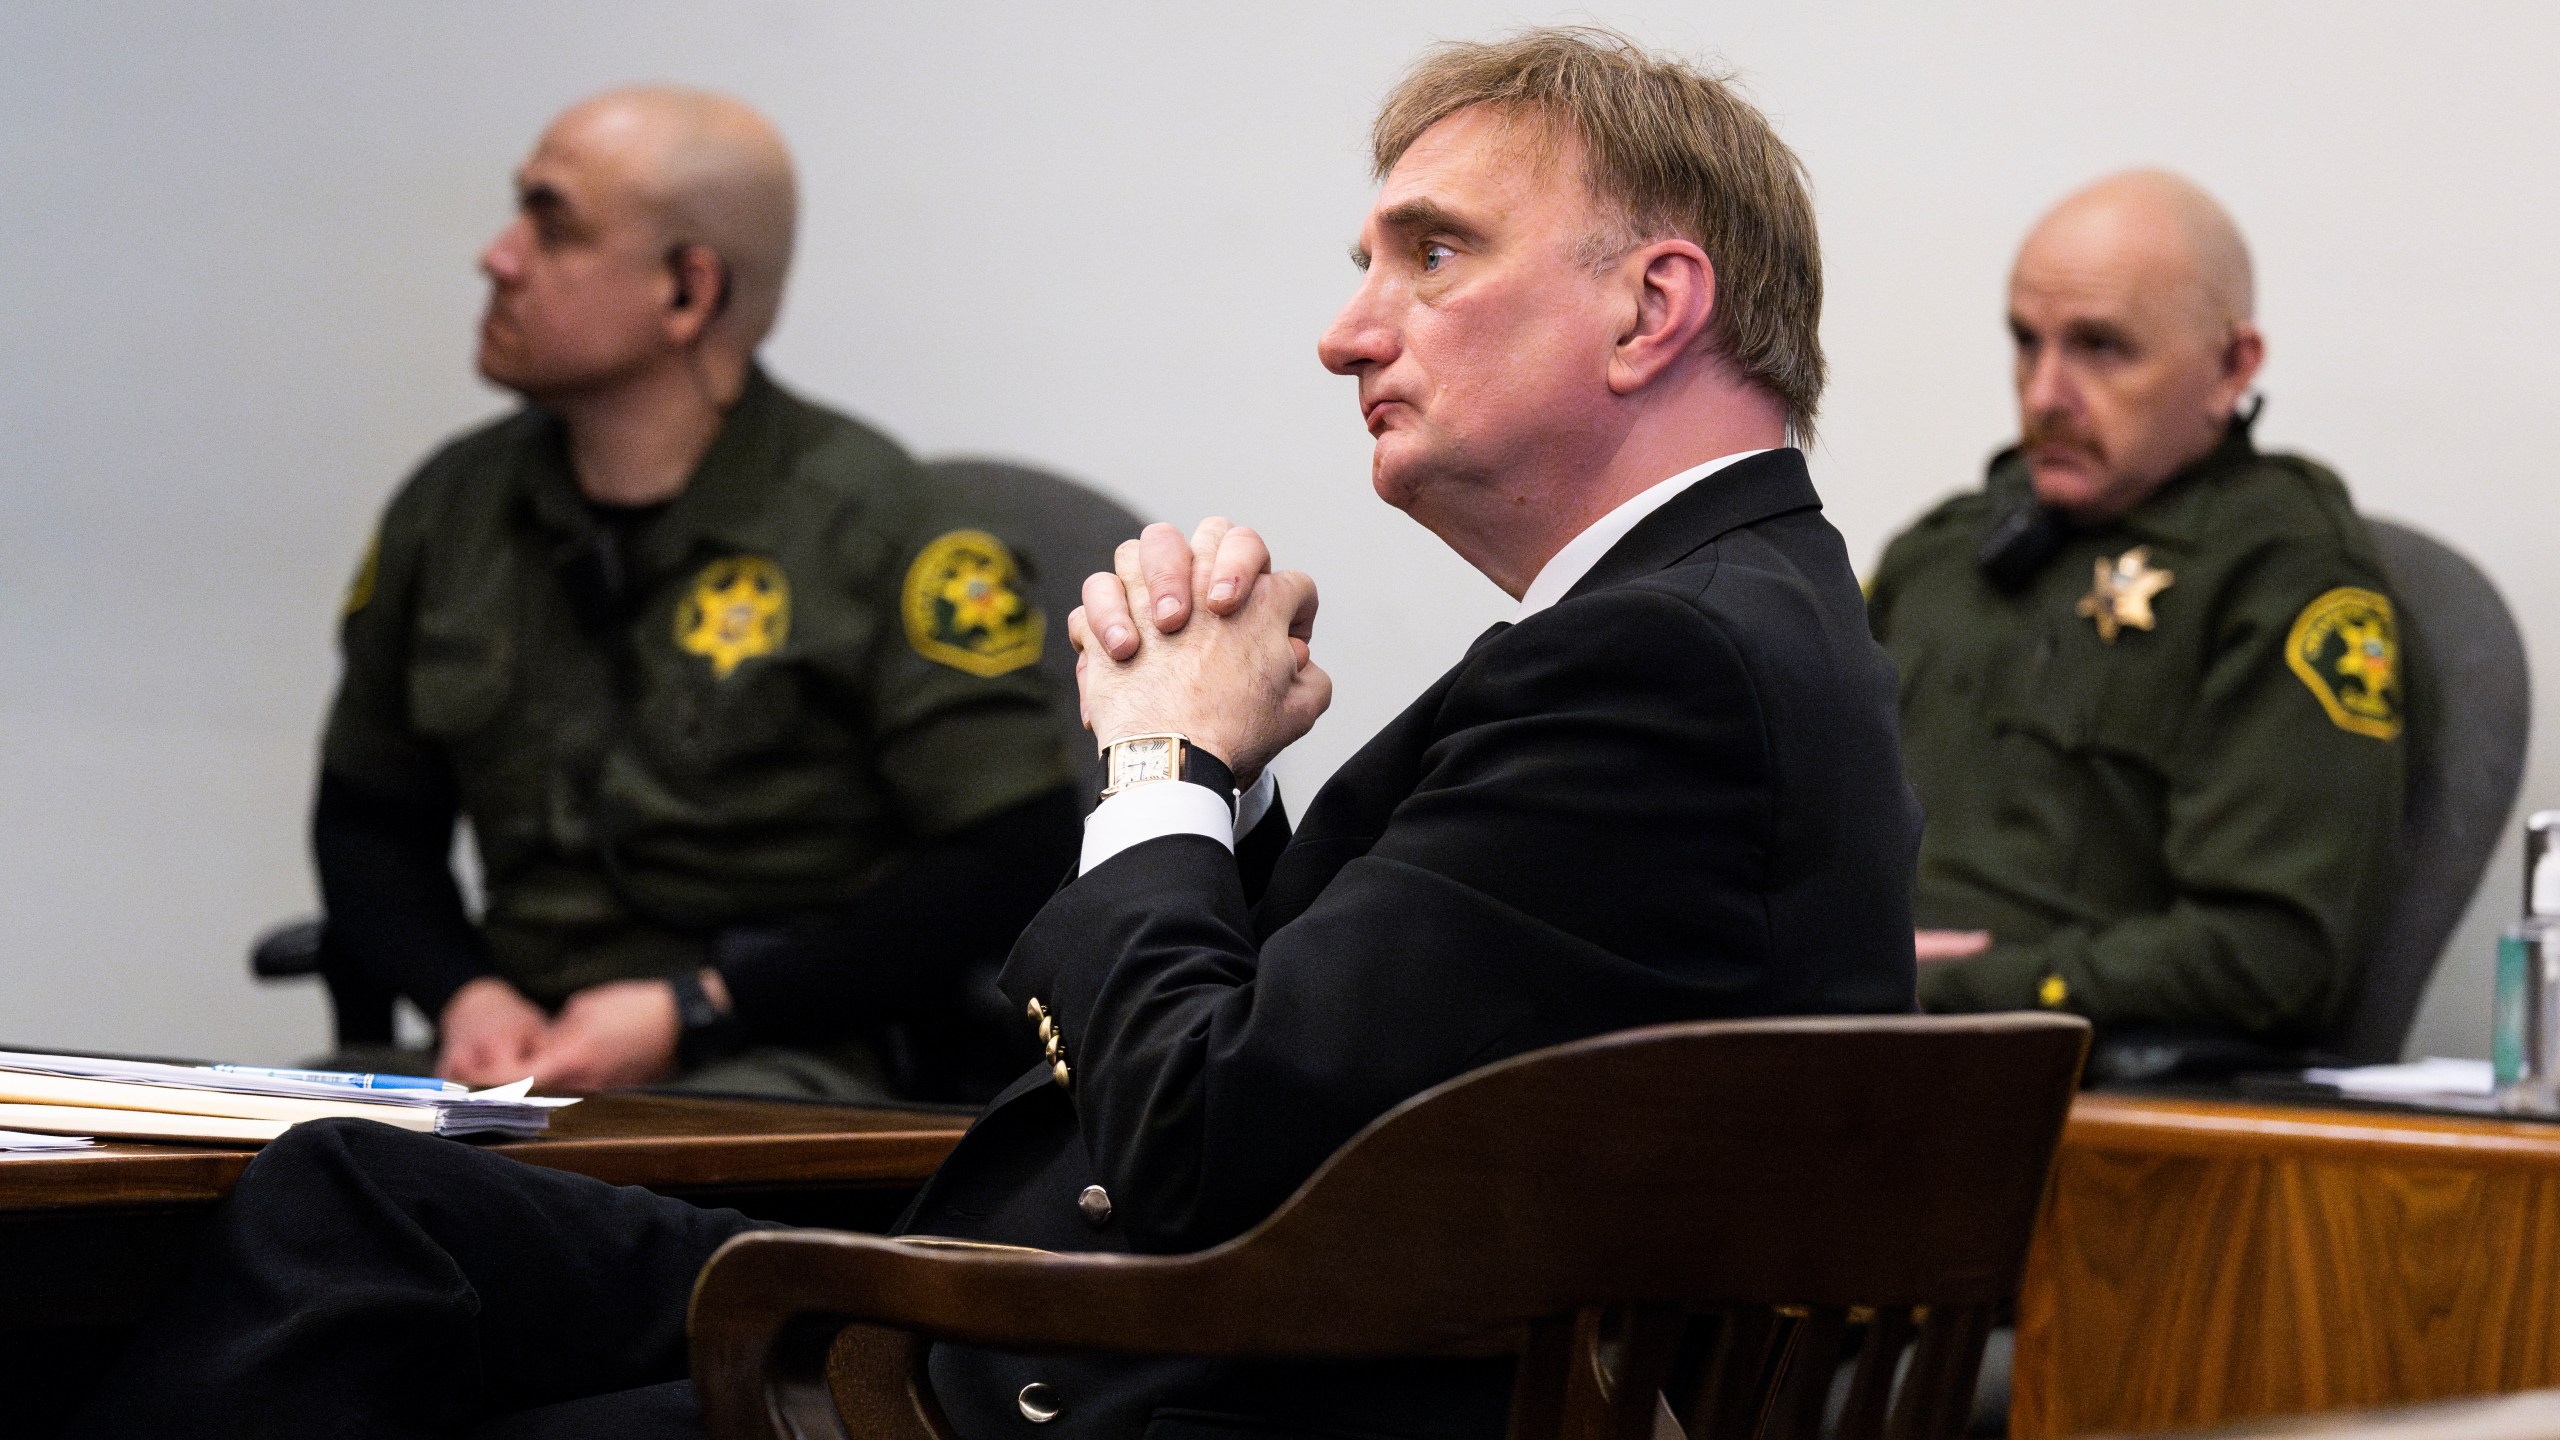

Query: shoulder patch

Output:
[2284, 586, 2402, 740]
[902, 529, 1043, 677]
[342, 531, 380, 616]
[676, 556, 790, 679]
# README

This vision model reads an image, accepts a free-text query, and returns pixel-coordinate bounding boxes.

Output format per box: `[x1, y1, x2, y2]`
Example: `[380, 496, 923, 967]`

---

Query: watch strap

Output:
[1182, 745, 1237, 813]
[669, 968, 750, 1070]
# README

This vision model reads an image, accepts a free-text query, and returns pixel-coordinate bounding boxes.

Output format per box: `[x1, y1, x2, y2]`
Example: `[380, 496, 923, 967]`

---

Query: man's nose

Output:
[479, 220, 526, 284]
[1317, 274, 1395, 376]
[2019, 348, 2076, 420]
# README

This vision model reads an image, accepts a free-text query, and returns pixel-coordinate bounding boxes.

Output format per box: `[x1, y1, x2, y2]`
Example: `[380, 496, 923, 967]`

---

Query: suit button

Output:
[1037, 1015, 1056, 1045]
[1018, 1382, 1062, 1423]
[1052, 1059, 1072, 1088]
[1026, 998, 1047, 1023]
[1078, 1184, 1113, 1227]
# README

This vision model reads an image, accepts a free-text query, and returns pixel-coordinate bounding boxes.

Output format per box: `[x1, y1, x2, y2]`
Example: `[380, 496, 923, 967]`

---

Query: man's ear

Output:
[1607, 239, 1716, 397]
[2212, 320, 2266, 415]
[663, 243, 728, 347]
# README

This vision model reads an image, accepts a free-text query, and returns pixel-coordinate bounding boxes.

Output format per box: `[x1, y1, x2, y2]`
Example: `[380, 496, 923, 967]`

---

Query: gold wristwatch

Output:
[1099, 732, 1236, 810]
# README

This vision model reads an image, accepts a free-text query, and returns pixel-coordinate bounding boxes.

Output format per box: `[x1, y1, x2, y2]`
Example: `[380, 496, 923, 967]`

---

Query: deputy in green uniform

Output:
[317, 87, 1076, 1100]
[1867, 171, 2406, 1047]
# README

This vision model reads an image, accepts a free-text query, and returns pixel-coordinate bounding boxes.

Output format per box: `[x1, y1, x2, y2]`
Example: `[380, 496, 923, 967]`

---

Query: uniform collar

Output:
[1556, 447, 1822, 606]
[518, 364, 793, 566]
[1987, 417, 2259, 548]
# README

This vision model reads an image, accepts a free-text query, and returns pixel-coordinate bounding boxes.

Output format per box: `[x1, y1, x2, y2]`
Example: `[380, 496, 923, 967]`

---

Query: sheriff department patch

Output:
[902, 529, 1042, 677]
[2284, 586, 2402, 740]
[675, 556, 790, 679]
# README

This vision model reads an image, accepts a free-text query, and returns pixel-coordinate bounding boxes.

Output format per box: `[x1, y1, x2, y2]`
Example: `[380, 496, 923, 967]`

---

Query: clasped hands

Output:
[437, 969, 718, 1092]
[1069, 517, 1330, 790]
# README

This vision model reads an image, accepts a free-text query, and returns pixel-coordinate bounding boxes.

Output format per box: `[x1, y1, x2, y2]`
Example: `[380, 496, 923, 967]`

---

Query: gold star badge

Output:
[675, 556, 790, 678]
[2076, 546, 2175, 643]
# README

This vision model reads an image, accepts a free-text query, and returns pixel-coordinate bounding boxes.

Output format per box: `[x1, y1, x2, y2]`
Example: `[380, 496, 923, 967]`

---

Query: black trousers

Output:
[64, 1118, 763, 1440]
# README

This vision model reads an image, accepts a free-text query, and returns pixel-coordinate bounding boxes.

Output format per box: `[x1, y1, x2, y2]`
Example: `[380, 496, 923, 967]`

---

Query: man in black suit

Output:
[68, 28, 1917, 1440]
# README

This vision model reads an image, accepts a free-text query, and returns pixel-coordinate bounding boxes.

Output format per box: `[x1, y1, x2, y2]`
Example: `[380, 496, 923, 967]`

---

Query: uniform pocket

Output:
[642, 658, 815, 776]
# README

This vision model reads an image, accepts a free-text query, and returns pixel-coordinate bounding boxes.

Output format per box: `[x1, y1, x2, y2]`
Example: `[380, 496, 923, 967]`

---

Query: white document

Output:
[0, 1103, 295, 1144]
[0, 1128, 95, 1152]
[2302, 1056, 2495, 1099]
[0, 1051, 575, 1140]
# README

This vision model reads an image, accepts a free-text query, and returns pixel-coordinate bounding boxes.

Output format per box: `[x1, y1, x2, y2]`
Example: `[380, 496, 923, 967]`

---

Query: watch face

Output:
[1114, 736, 1174, 787]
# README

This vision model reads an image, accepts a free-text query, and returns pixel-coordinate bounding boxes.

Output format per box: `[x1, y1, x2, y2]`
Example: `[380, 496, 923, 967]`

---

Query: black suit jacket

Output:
[899, 449, 1922, 1440]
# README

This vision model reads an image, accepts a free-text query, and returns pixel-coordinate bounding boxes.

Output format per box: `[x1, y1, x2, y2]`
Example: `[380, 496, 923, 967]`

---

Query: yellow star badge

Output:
[2076, 546, 2175, 643]
[675, 556, 790, 678]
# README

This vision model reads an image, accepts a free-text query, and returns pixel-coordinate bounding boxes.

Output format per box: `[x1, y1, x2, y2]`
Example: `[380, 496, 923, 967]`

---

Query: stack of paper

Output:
[0, 1051, 576, 1145]
[0, 1129, 95, 1153]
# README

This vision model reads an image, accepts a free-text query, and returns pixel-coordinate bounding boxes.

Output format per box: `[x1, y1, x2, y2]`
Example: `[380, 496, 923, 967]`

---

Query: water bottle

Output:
[2494, 812, 2560, 1112]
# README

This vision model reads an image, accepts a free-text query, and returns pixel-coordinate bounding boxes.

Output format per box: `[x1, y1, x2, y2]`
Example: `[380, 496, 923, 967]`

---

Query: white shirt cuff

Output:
[1234, 768, 1277, 837]
[1077, 770, 1276, 876]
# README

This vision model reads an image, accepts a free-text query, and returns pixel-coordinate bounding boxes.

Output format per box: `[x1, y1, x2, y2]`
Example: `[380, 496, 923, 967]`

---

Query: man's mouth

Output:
[1361, 397, 1405, 435]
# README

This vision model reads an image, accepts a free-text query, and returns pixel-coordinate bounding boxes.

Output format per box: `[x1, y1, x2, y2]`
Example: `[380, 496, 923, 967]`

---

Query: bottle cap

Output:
[2532, 814, 2560, 918]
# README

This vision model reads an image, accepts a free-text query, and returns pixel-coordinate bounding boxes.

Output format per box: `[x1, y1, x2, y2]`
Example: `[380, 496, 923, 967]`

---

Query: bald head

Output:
[544, 86, 798, 350]
[2018, 169, 2253, 337]
[2003, 170, 2266, 522]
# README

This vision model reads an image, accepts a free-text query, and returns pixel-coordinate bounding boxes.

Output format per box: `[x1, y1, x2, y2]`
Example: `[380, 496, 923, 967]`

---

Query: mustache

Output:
[2021, 416, 2103, 461]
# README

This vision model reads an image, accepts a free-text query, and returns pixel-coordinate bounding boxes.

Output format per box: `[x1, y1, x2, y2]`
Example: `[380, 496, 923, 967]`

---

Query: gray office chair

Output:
[2326, 518, 2530, 1062]
[254, 457, 1149, 1073]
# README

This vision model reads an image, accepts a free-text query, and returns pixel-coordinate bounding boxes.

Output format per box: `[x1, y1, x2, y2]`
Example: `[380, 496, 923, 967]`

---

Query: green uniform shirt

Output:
[323, 368, 1072, 1004]
[1867, 426, 2407, 1041]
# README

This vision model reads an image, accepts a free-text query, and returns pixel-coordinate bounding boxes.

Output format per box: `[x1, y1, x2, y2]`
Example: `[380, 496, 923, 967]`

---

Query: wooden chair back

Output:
[690, 1013, 2090, 1440]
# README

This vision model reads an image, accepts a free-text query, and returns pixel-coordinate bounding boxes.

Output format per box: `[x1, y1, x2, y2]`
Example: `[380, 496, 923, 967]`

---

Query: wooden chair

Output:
[688, 1012, 2090, 1440]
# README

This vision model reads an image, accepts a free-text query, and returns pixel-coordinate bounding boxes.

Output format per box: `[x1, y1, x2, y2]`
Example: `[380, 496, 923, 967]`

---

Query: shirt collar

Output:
[1513, 449, 1769, 619]
[519, 365, 791, 569]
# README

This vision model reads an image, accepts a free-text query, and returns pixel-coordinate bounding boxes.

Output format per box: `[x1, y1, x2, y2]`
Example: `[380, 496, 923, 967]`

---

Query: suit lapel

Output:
[1563, 447, 1820, 602]
[1250, 623, 1509, 937]
[1252, 458, 1816, 936]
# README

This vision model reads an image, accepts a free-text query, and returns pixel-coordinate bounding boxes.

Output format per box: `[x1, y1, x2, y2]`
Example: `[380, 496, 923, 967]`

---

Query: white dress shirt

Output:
[1511, 449, 1767, 620]
[1078, 448, 1767, 874]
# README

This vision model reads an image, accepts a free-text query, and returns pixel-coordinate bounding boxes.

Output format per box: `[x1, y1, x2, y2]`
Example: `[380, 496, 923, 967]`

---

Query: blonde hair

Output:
[1372, 28, 1825, 441]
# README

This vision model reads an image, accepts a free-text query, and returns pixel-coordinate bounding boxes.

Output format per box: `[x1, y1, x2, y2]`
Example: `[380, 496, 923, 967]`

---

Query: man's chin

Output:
[2027, 461, 2112, 517]
[1368, 449, 1425, 515]
[473, 342, 520, 390]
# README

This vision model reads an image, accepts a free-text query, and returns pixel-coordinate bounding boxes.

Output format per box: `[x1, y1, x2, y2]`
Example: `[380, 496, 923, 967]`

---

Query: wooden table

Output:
[0, 1092, 969, 1330]
[2014, 1091, 2560, 1437]
[2101, 1388, 2560, 1440]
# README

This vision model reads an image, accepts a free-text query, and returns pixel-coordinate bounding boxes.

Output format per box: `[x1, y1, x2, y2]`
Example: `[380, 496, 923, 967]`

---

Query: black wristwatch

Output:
[1098, 732, 1237, 814]
[669, 968, 750, 1070]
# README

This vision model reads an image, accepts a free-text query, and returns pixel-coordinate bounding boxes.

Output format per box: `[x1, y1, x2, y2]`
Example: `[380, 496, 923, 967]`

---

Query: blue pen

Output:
[207, 1064, 465, 1095]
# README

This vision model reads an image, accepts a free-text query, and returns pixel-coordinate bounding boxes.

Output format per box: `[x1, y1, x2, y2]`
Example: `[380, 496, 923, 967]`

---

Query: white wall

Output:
[1, 2, 2548, 1063]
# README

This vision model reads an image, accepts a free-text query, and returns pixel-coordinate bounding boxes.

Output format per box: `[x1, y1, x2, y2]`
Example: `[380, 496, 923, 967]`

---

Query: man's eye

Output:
[1421, 243, 1455, 273]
